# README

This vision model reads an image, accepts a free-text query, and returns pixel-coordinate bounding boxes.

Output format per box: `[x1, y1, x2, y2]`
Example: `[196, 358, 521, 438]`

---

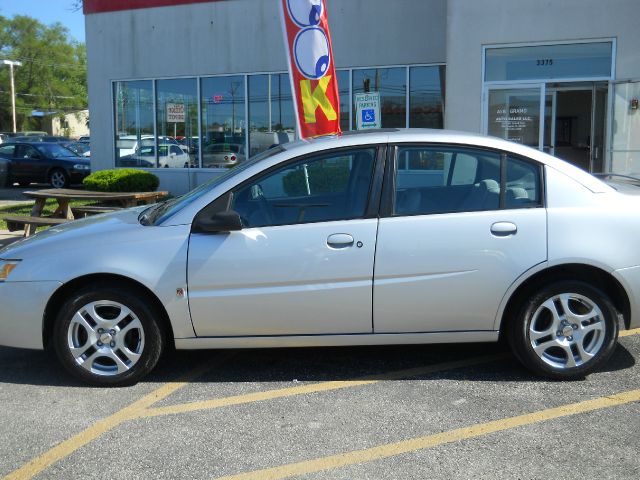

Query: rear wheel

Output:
[53, 285, 164, 387]
[508, 281, 619, 379]
[49, 169, 69, 188]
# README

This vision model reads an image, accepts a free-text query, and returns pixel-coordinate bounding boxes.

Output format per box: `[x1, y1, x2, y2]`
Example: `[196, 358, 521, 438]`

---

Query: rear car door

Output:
[188, 146, 384, 337]
[374, 144, 547, 333]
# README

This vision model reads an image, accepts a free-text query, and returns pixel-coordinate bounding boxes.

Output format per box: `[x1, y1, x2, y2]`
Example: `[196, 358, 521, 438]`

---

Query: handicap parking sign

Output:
[362, 109, 375, 123]
[355, 92, 380, 130]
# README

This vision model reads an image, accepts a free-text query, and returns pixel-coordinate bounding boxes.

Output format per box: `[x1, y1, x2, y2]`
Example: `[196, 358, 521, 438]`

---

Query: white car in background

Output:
[121, 144, 190, 168]
[0, 129, 638, 386]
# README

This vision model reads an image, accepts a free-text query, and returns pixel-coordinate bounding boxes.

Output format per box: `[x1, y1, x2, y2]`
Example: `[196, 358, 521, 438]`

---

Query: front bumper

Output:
[69, 170, 90, 183]
[613, 265, 640, 329]
[0, 281, 62, 350]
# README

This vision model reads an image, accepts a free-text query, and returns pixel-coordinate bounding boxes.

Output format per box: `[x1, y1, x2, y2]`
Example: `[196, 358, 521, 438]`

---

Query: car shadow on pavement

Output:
[0, 341, 635, 387]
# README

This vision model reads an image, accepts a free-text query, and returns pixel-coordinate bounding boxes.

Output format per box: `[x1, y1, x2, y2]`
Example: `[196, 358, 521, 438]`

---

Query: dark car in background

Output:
[0, 142, 90, 188]
[10, 135, 71, 143]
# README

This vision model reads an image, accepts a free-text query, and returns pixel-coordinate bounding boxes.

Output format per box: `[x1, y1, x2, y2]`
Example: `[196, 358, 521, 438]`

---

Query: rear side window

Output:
[394, 146, 501, 215]
[393, 146, 542, 216]
[0, 145, 15, 157]
[505, 155, 543, 208]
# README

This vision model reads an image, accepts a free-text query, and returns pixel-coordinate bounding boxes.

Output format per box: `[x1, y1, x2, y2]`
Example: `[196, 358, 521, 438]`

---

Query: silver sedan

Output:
[1, 129, 638, 386]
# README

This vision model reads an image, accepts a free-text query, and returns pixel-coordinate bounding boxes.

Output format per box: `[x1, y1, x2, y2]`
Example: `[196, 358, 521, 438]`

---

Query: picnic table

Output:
[3, 188, 169, 237]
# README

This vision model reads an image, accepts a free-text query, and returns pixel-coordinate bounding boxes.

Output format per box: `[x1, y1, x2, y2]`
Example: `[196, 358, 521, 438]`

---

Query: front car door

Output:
[188, 146, 384, 337]
[374, 144, 547, 333]
[12, 144, 48, 183]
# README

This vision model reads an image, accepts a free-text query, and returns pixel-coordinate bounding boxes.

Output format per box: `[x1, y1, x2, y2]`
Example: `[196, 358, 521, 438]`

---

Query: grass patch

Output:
[0, 199, 98, 232]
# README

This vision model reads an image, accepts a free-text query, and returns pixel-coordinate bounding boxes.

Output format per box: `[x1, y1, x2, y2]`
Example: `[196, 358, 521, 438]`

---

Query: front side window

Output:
[232, 148, 377, 228]
[393, 145, 542, 215]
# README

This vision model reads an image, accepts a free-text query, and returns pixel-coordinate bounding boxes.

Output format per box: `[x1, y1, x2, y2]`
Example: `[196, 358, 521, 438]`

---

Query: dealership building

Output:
[84, 0, 640, 194]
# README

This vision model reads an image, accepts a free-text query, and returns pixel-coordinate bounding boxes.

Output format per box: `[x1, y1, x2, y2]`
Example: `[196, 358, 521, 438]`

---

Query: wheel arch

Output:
[42, 273, 175, 349]
[499, 263, 631, 337]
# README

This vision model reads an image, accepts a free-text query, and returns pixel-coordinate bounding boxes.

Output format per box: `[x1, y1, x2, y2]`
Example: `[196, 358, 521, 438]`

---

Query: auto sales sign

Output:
[280, 0, 341, 139]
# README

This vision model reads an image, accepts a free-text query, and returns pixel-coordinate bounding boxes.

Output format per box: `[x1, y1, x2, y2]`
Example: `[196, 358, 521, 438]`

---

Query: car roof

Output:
[281, 128, 611, 193]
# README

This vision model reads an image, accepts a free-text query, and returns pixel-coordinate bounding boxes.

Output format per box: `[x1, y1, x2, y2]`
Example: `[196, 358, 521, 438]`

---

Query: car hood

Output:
[0, 206, 148, 259]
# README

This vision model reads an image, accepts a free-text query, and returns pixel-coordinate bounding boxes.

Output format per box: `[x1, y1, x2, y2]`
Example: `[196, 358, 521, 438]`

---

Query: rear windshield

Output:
[37, 143, 78, 158]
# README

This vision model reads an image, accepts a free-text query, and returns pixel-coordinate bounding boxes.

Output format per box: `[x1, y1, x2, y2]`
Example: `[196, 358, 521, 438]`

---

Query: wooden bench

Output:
[71, 206, 123, 217]
[1, 215, 69, 237]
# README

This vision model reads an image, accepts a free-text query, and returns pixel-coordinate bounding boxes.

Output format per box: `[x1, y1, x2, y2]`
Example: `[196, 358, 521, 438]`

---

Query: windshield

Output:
[37, 143, 78, 158]
[141, 145, 285, 225]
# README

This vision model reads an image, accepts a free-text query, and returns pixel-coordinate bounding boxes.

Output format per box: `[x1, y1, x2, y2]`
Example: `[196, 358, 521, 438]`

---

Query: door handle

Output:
[490, 222, 517, 237]
[327, 233, 354, 249]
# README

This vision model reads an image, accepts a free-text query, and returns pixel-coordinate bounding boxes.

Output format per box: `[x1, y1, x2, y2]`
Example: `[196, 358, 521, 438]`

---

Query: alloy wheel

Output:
[528, 293, 606, 369]
[66, 300, 145, 376]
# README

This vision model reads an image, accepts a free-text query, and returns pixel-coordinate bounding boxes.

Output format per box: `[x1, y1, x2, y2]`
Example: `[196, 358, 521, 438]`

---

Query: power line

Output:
[0, 89, 85, 100]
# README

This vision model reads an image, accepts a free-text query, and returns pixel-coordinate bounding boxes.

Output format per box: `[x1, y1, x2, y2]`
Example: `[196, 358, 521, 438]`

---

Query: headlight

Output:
[0, 260, 20, 281]
[73, 164, 91, 171]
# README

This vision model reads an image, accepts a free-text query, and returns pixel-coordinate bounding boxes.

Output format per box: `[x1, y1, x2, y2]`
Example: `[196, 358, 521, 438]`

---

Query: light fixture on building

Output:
[631, 98, 639, 110]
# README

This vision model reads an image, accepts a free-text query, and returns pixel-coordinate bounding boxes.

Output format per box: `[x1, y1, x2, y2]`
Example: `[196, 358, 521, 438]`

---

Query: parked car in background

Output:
[0, 129, 637, 386]
[116, 135, 179, 158]
[0, 141, 90, 188]
[20, 131, 48, 137]
[202, 143, 246, 168]
[78, 136, 90, 143]
[119, 144, 190, 168]
[0, 132, 18, 144]
[9, 135, 71, 143]
[63, 141, 91, 157]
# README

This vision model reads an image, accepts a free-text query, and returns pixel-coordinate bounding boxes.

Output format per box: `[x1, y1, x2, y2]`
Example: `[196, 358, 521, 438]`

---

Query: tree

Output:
[0, 14, 87, 131]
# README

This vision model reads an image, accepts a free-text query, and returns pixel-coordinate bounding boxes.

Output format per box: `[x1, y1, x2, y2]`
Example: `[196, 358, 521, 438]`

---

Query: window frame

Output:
[381, 143, 545, 217]
[194, 145, 387, 229]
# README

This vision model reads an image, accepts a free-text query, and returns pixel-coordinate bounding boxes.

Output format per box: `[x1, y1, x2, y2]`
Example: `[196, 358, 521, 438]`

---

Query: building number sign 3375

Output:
[536, 58, 553, 66]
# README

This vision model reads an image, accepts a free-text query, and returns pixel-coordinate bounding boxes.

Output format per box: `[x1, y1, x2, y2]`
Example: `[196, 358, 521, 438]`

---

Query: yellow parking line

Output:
[214, 388, 640, 480]
[2, 354, 233, 480]
[4, 326, 638, 480]
[620, 327, 640, 337]
[139, 353, 508, 418]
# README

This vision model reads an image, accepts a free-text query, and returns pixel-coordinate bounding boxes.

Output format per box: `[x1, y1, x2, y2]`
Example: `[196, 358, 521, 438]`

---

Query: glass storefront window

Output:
[201, 76, 246, 169]
[114, 80, 154, 167]
[485, 42, 612, 82]
[409, 66, 445, 128]
[156, 78, 198, 168]
[337, 70, 350, 131]
[248, 74, 295, 157]
[113, 65, 446, 168]
[611, 81, 640, 174]
[353, 67, 406, 128]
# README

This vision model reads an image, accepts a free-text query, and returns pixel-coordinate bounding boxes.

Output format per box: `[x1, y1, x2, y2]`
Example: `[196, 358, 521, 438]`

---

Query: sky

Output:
[0, 0, 85, 42]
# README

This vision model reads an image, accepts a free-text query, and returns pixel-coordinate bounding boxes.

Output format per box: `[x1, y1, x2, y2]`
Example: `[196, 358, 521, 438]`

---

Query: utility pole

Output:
[2, 60, 22, 133]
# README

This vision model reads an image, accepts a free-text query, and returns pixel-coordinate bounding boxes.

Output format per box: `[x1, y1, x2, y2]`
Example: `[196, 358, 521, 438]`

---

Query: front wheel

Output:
[53, 285, 164, 387]
[49, 169, 69, 188]
[508, 281, 619, 380]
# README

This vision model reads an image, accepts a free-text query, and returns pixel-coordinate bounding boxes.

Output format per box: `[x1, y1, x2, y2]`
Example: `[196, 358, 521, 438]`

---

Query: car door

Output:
[373, 144, 547, 333]
[188, 146, 384, 337]
[11, 144, 48, 182]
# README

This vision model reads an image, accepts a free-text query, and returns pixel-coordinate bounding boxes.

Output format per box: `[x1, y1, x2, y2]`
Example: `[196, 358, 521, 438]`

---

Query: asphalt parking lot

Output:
[0, 329, 638, 480]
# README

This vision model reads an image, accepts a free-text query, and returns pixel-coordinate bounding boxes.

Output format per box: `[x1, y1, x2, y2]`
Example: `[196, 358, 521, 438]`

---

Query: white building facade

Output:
[84, 0, 640, 194]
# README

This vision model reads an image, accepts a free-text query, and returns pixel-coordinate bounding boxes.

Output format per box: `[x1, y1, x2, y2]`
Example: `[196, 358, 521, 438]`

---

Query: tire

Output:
[49, 169, 69, 188]
[508, 281, 619, 380]
[53, 285, 165, 387]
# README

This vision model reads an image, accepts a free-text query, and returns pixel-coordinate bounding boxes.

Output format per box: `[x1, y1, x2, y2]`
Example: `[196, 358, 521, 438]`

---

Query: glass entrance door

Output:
[485, 82, 608, 172]
[486, 85, 543, 148]
[543, 82, 608, 172]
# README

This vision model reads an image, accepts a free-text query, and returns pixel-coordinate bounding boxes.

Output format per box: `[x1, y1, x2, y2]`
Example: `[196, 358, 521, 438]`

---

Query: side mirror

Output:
[193, 210, 242, 233]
